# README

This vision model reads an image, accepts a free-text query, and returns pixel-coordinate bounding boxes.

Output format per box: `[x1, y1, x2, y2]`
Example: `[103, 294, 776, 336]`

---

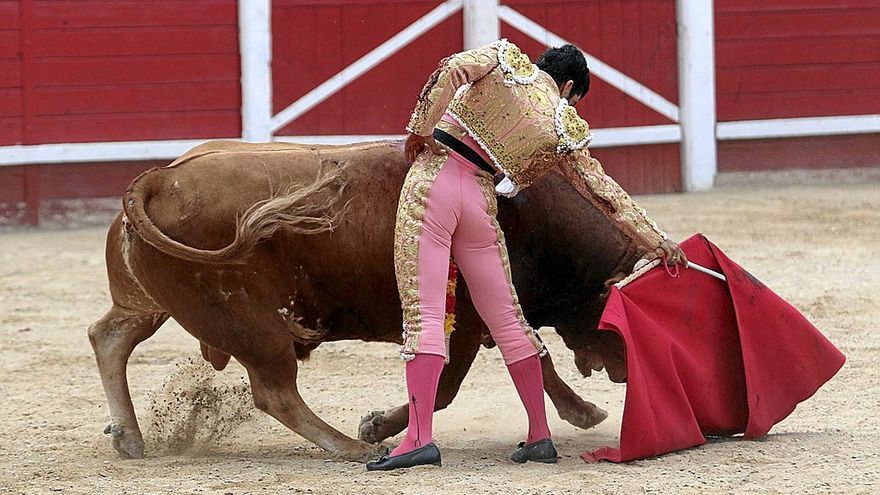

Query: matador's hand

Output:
[405, 133, 447, 163]
[658, 239, 688, 267]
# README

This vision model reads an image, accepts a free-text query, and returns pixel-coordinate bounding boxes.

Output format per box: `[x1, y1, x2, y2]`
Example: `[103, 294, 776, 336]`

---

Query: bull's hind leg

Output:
[242, 348, 377, 462]
[88, 305, 168, 458]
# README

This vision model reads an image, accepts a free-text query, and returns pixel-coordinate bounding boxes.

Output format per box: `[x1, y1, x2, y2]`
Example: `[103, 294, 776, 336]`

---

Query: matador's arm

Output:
[406, 44, 500, 136]
[558, 149, 668, 254]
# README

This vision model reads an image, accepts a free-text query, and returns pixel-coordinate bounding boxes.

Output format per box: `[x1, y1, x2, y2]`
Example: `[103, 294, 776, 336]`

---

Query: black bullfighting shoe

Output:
[366, 443, 442, 471]
[510, 438, 558, 464]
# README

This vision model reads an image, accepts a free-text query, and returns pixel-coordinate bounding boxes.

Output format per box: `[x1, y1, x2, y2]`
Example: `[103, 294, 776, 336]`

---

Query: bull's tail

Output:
[122, 165, 348, 265]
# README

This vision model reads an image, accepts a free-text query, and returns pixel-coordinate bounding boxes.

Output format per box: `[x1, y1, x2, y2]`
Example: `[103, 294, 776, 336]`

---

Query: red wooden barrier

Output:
[0, 161, 166, 225]
[1, 0, 243, 224]
[272, 0, 462, 136]
[0, 0, 22, 145]
[715, 0, 880, 171]
[501, 0, 681, 194]
[3, 0, 241, 146]
[3, 0, 878, 225]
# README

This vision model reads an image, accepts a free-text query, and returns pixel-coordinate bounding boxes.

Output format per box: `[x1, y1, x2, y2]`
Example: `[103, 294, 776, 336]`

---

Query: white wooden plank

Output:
[238, 0, 273, 142]
[717, 114, 880, 140]
[677, 0, 718, 191]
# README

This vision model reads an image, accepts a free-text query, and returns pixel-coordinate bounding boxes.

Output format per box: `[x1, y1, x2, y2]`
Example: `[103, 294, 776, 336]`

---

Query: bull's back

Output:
[122, 139, 409, 342]
[139, 140, 402, 247]
[141, 141, 325, 250]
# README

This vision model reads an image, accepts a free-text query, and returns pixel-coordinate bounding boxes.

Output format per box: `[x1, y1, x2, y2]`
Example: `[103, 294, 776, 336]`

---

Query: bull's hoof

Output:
[330, 441, 380, 462]
[104, 422, 145, 459]
[559, 401, 609, 431]
[358, 410, 386, 444]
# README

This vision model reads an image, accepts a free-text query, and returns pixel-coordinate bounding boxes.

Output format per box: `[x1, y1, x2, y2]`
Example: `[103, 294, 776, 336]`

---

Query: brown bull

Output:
[89, 140, 641, 461]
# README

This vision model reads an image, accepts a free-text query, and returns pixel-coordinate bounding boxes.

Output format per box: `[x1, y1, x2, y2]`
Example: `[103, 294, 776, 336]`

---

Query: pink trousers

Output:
[394, 128, 545, 365]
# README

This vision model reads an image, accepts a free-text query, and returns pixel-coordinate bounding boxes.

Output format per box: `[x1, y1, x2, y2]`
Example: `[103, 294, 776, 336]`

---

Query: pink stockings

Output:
[507, 354, 552, 444]
[390, 354, 445, 456]
[391, 146, 550, 456]
[391, 353, 551, 456]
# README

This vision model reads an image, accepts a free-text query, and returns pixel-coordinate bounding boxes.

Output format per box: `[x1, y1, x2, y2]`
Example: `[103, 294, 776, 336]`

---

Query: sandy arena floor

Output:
[1, 169, 878, 494]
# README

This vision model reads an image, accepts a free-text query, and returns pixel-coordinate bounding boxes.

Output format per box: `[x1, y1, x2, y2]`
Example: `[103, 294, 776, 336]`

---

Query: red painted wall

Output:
[0, 1, 22, 145]
[1, 0, 241, 146]
[270, 0, 681, 194]
[4, 0, 879, 224]
[715, 0, 880, 171]
[0, 0, 243, 224]
[272, 0, 463, 136]
[0, 160, 170, 225]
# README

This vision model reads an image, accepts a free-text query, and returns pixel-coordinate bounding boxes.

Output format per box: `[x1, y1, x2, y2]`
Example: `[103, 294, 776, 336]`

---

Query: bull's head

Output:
[492, 174, 644, 384]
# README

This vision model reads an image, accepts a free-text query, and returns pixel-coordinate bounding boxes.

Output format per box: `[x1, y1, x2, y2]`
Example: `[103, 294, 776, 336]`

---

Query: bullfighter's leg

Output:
[381, 151, 488, 463]
[361, 335, 609, 443]
[242, 348, 377, 462]
[358, 300, 483, 444]
[446, 173, 555, 449]
[88, 305, 168, 459]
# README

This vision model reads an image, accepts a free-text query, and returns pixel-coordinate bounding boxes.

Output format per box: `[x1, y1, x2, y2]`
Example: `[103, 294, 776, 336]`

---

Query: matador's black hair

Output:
[536, 44, 590, 98]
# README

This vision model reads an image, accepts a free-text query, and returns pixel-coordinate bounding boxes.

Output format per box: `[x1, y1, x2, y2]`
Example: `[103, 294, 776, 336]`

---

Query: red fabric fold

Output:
[581, 234, 845, 463]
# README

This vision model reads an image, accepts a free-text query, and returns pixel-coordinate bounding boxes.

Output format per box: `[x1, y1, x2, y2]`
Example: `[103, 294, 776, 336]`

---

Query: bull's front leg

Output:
[541, 352, 609, 429]
[359, 301, 484, 444]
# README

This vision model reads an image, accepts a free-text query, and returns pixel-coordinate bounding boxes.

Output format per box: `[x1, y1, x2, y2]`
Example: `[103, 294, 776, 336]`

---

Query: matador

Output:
[367, 39, 687, 471]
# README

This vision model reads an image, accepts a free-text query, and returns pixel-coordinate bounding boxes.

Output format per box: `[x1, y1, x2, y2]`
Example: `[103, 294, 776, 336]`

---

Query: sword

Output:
[687, 262, 727, 282]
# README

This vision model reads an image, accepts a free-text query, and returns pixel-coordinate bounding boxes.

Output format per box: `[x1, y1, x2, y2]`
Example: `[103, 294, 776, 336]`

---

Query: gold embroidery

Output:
[394, 151, 449, 360]
[497, 39, 539, 85]
[443, 259, 458, 364]
[407, 40, 569, 193]
[563, 108, 589, 142]
[407, 44, 500, 137]
[448, 69, 561, 186]
[561, 154, 666, 251]
[475, 176, 547, 357]
[555, 101, 592, 152]
[515, 146, 564, 188]
[504, 44, 532, 77]
[435, 119, 467, 140]
[409, 40, 660, 257]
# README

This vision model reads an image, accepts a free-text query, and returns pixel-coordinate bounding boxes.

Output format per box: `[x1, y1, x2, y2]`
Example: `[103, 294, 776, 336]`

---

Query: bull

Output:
[89, 140, 640, 461]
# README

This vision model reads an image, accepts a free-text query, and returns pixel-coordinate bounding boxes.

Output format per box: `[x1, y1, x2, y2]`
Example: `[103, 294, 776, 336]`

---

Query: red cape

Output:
[582, 234, 845, 463]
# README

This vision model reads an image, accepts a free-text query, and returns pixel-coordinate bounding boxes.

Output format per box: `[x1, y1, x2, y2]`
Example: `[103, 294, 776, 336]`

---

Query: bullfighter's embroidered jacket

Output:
[406, 39, 668, 251]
